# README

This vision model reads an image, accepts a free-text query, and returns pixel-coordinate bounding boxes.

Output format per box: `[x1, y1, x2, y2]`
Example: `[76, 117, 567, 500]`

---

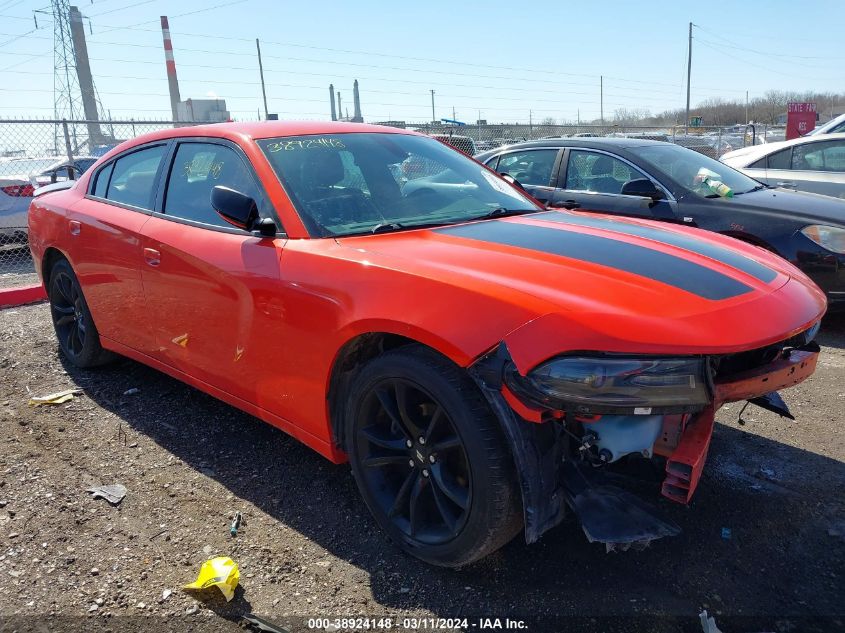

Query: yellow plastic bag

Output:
[28, 388, 82, 406]
[183, 556, 240, 602]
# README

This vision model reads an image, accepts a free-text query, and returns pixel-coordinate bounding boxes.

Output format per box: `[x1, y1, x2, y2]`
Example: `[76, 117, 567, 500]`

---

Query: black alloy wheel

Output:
[355, 377, 471, 544]
[48, 259, 112, 368]
[346, 346, 522, 567]
[51, 268, 87, 359]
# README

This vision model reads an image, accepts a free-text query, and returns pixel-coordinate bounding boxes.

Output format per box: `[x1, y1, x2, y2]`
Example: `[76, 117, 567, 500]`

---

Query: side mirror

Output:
[211, 185, 276, 236]
[499, 172, 525, 191]
[621, 178, 664, 201]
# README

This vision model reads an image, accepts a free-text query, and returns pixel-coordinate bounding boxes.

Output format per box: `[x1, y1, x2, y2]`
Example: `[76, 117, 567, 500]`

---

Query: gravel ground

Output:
[0, 302, 843, 633]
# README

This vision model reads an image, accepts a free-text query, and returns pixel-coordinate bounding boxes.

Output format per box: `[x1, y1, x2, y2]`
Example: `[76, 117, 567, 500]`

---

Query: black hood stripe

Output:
[534, 211, 777, 283]
[436, 221, 753, 300]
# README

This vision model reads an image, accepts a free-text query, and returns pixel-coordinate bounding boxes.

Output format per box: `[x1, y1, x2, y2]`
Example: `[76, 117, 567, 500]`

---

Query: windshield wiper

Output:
[735, 184, 767, 195]
[466, 207, 540, 221]
[371, 222, 406, 234]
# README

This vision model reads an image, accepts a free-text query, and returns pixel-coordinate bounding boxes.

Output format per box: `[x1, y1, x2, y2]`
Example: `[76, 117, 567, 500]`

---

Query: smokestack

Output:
[69, 6, 102, 146]
[160, 16, 182, 122]
[337, 91, 342, 121]
[329, 83, 336, 121]
[352, 79, 363, 122]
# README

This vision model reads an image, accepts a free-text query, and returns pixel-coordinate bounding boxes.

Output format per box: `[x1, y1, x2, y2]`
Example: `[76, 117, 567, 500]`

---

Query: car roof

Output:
[127, 121, 417, 146]
[472, 136, 676, 162]
[809, 112, 845, 135]
[721, 132, 845, 164]
[484, 137, 668, 150]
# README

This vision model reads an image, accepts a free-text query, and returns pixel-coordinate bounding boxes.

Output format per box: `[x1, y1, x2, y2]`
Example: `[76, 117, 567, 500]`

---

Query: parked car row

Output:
[25, 121, 828, 568]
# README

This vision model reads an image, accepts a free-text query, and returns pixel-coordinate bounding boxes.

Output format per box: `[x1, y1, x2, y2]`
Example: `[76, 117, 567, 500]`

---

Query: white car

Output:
[720, 132, 845, 199]
[0, 156, 95, 236]
[808, 112, 845, 136]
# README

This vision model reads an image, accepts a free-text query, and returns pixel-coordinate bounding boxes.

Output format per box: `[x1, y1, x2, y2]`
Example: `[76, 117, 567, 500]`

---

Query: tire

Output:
[48, 259, 113, 368]
[345, 345, 523, 567]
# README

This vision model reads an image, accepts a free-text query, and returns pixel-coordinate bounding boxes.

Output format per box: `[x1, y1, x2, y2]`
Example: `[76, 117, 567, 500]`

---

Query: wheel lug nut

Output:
[408, 459, 415, 468]
[405, 439, 413, 448]
[418, 437, 426, 445]
[422, 469, 429, 478]
[429, 455, 436, 464]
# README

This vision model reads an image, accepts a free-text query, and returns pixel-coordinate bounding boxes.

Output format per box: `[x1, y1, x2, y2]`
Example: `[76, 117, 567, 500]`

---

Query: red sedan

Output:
[28, 122, 825, 566]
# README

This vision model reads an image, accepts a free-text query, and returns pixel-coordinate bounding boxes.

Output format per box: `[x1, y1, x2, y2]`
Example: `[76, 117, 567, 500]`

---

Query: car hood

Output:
[337, 211, 825, 371]
[721, 145, 766, 166]
[721, 187, 845, 225]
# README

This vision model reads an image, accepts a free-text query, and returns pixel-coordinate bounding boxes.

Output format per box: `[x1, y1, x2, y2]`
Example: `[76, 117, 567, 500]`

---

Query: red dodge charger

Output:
[28, 121, 825, 566]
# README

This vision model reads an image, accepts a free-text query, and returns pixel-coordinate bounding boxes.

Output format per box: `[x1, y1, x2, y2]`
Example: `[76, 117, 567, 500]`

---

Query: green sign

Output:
[690, 116, 703, 127]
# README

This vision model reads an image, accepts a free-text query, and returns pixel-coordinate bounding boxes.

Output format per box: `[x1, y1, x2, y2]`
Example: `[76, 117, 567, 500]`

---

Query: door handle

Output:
[143, 248, 161, 267]
[551, 200, 581, 209]
[69, 220, 81, 236]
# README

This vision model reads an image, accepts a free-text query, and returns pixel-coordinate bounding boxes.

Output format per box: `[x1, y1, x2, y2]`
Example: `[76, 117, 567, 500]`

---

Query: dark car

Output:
[476, 138, 845, 308]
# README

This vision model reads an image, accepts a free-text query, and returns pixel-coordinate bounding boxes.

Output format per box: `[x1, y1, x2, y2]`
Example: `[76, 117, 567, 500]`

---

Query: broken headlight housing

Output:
[506, 356, 711, 415]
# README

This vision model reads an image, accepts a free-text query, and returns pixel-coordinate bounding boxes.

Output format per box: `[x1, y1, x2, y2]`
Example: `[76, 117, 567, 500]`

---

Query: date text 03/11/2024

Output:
[306, 617, 528, 630]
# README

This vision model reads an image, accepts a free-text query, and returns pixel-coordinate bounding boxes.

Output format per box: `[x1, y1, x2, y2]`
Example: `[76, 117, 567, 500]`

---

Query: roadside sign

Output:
[690, 116, 703, 127]
[787, 102, 817, 139]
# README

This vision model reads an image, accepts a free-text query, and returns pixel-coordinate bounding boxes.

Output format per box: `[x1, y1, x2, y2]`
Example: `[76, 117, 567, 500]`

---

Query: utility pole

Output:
[430, 89, 436, 123]
[600, 75, 604, 125]
[685, 21, 692, 134]
[256, 38, 269, 120]
[745, 90, 749, 124]
[452, 106, 456, 121]
[529, 109, 533, 134]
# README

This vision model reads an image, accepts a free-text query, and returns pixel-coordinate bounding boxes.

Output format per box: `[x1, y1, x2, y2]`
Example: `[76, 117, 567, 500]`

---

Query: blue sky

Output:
[0, 0, 843, 123]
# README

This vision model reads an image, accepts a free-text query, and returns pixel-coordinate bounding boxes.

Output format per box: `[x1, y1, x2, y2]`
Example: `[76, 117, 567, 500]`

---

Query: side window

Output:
[484, 156, 499, 171]
[105, 145, 167, 210]
[164, 142, 261, 227]
[792, 140, 845, 172]
[92, 162, 114, 198]
[767, 148, 791, 169]
[565, 150, 649, 195]
[496, 150, 558, 187]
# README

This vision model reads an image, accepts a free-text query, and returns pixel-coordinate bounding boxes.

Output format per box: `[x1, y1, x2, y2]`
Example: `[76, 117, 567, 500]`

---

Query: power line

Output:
[694, 38, 845, 82]
[693, 24, 844, 60]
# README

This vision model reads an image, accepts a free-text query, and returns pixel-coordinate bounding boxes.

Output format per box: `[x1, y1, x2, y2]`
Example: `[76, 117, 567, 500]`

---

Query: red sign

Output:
[786, 102, 817, 140]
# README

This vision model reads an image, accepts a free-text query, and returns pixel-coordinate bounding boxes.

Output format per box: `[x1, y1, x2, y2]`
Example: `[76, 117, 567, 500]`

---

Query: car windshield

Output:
[630, 143, 762, 197]
[257, 133, 541, 237]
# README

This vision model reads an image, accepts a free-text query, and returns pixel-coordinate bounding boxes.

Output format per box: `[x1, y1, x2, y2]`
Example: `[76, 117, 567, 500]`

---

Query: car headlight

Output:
[506, 356, 710, 414]
[801, 225, 845, 254]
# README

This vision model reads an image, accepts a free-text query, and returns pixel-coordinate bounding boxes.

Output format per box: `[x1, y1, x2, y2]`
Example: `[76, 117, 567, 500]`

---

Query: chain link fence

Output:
[380, 122, 784, 159]
[1, 118, 784, 294]
[0, 119, 203, 292]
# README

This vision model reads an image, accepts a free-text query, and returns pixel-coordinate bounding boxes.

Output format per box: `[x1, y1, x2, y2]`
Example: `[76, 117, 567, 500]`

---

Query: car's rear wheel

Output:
[48, 259, 112, 367]
[345, 346, 522, 567]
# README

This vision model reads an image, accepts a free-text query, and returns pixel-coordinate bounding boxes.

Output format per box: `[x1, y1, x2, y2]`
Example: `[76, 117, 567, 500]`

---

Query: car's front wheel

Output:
[345, 346, 523, 567]
[48, 259, 112, 367]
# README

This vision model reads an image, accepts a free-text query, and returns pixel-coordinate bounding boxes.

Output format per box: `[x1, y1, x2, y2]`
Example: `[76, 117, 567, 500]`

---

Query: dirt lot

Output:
[1, 302, 843, 633]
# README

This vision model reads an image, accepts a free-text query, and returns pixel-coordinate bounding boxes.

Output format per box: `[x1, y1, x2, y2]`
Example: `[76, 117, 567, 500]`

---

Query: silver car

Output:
[720, 132, 845, 199]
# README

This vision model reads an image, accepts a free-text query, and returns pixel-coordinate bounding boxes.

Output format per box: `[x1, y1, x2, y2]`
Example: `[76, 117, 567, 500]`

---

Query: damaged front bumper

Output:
[661, 345, 818, 504]
[470, 333, 821, 549]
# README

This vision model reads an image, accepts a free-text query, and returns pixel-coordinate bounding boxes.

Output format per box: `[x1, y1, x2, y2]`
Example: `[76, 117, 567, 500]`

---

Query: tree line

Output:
[540, 91, 844, 127]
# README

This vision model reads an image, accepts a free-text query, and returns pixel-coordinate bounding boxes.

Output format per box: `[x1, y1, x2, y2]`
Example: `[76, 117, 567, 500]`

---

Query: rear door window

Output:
[92, 162, 114, 198]
[564, 150, 649, 195]
[496, 149, 559, 187]
[105, 145, 167, 210]
[792, 140, 845, 172]
[766, 148, 791, 169]
[163, 142, 262, 228]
